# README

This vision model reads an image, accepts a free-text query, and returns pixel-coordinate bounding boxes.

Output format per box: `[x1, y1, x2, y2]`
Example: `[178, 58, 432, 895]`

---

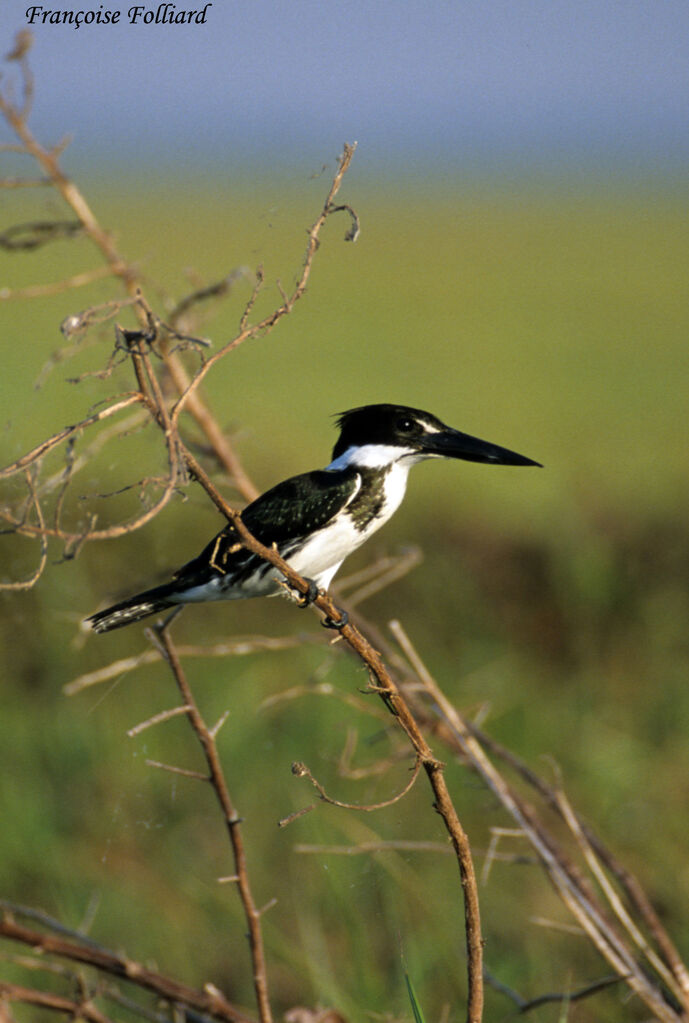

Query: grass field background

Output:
[2, 170, 689, 1020]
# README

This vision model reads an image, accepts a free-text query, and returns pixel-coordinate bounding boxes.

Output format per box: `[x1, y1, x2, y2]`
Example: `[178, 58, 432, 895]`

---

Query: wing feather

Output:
[172, 469, 359, 588]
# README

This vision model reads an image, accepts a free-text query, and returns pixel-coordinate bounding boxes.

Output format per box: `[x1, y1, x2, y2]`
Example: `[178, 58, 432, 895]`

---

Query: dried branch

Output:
[468, 721, 689, 1005]
[0, 983, 114, 1023]
[554, 781, 681, 999]
[64, 634, 316, 695]
[0, 41, 487, 1023]
[169, 144, 358, 429]
[293, 841, 453, 856]
[0, 469, 47, 590]
[2, 67, 260, 497]
[0, 913, 254, 1023]
[150, 624, 274, 1023]
[483, 969, 625, 1015]
[0, 395, 143, 480]
[387, 619, 686, 1022]
[126, 704, 191, 737]
[290, 756, 422, 812]
[0, 265, 114, 301]
[0, 218, 82, 250]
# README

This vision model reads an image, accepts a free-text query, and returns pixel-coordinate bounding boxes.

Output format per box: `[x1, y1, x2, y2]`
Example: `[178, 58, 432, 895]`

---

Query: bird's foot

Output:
[296, 578, 320, 607]
[321, 608, 349, 631]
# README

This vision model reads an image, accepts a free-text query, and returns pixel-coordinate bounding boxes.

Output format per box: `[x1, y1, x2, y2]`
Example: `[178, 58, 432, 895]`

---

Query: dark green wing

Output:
[172, 468, 359, 586]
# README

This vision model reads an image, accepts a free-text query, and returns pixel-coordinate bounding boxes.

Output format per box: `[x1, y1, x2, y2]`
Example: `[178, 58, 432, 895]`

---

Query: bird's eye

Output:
[396, 417, 415, 433]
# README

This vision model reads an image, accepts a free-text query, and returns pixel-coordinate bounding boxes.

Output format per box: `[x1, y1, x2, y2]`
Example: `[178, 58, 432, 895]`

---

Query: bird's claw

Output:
[297, 578, 320, 607]
[321, 609, 349, 631]
[295, 580, 348, 631]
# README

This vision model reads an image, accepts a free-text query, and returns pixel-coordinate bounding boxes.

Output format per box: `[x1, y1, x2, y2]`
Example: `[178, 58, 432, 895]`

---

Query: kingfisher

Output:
[87, 403, 540, 633]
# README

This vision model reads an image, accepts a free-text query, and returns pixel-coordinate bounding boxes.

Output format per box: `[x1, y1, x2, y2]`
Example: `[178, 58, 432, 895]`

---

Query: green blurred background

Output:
[2, 175, 688, 1021]
[2, 3, 689, 1019]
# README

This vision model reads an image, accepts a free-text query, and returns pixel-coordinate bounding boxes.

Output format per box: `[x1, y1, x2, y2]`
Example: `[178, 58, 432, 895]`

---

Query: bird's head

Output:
[329, 403, 541, 470]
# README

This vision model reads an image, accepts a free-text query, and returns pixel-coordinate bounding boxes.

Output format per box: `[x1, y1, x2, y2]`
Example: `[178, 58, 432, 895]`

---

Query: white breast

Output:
[377, 459, 413, 523]
[287, 459, 412, 588]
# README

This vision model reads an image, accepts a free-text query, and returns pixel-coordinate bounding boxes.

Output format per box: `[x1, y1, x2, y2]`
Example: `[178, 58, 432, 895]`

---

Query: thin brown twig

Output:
[0, 915, 254, 1023]
[294, 841, 453, 856]
[0, 394, 143, 480]
[290, 756, 422, 812]
[0, 984, 114, 1023]
[554, 781, 681, 999]
[126, 704, 191, 737]
[388, 619, 684, 1023]
[1, 70, 259, 496]
[151, 623, 274, 1023]
[0, 469, 47, 590]
[169, 144, 358, 428]
[65, 634, 316, 695]
[0, 265, 114, 300]
[238, 266, 264, 333]
[145, 760, 208, 781]
[462, 718, 689, 1007]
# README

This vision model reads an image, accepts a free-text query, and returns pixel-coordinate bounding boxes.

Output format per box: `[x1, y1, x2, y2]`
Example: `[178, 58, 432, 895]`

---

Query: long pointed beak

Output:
[420, 427, 542, 467]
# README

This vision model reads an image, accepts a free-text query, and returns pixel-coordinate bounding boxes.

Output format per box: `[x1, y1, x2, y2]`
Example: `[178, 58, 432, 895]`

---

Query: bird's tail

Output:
[87, 582, 180, 634]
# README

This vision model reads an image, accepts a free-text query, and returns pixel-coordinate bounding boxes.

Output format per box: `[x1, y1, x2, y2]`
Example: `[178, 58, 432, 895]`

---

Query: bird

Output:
[87, 403, 541, 633]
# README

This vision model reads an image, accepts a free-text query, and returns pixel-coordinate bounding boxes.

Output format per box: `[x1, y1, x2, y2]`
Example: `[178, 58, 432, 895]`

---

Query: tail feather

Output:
[87, 583, 179, 634]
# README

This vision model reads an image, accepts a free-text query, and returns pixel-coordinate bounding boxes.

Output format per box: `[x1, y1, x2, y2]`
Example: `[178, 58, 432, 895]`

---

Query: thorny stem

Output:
[151, 625, 273, 1023]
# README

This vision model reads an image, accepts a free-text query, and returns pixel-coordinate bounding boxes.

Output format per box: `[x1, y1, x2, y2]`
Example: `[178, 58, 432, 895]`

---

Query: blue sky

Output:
[2, 1, 689, 178]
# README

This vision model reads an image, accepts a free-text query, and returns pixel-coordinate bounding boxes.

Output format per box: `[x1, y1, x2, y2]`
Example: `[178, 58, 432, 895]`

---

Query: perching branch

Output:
[173, 460, 485, 1020]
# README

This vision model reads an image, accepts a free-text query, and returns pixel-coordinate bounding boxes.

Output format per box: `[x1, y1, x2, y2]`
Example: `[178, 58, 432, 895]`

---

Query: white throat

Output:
[327, 443, 422, 471]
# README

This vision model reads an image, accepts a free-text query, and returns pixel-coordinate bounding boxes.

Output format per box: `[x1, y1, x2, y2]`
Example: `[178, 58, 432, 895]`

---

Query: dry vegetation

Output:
[1, 33, 687, 1023]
